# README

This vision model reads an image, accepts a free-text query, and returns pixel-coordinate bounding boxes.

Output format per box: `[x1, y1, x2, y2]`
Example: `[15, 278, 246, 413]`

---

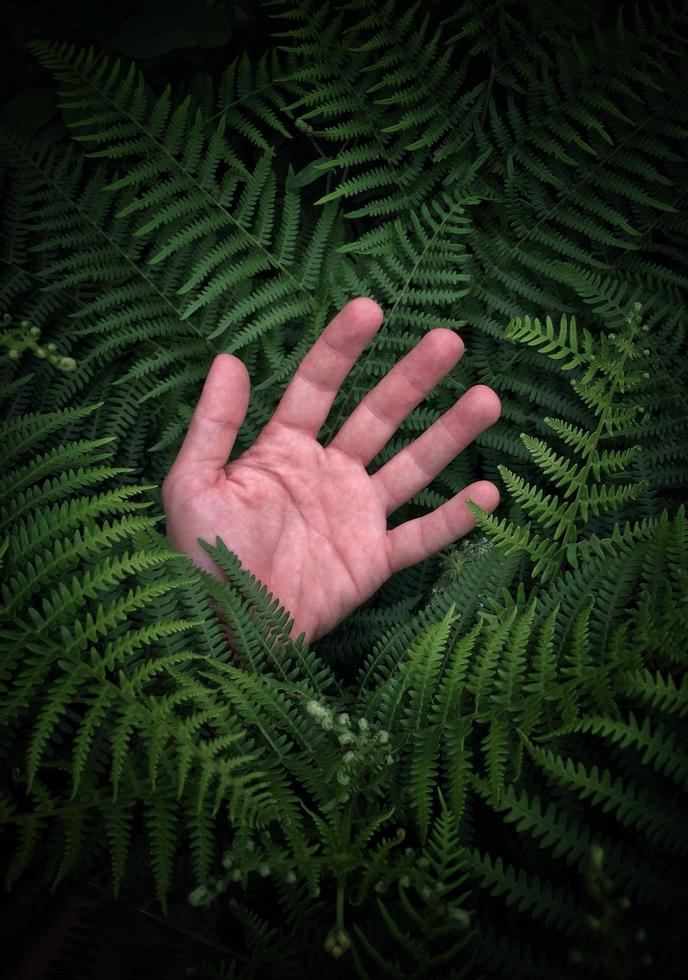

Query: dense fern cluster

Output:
[1, 1, 687, 977]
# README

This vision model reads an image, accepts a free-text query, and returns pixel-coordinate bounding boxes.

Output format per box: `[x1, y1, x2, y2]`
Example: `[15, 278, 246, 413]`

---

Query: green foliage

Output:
[467, 301, 652, 580]
[1, 1, 687, 977]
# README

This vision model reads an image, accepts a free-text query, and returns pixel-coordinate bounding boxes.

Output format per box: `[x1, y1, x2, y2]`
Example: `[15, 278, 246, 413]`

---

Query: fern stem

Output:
[469, 80, 684, 296]
[5, 139, 184, 316]
[556, 318, 641, 567]
[479, 63, 495, 130]
[336, 876, 345, 931]
[40, 44, 317, 310]
[326, 190, 469, 436]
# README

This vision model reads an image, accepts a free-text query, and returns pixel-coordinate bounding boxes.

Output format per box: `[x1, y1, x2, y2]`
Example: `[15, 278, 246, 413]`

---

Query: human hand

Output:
[162, 297, 501, 644]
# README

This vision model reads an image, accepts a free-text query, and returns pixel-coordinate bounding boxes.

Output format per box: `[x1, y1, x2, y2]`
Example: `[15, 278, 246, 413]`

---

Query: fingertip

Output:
[329, 297, 385, 351]
[425, 327, 465, 359]
[347, 296, 384, 327]
[465, 384, 502, 424]
[467, 480, 501, 514]
[208, 354, 250, 399]
[197, 354, 250, 424]
[214, 352, 249, 378]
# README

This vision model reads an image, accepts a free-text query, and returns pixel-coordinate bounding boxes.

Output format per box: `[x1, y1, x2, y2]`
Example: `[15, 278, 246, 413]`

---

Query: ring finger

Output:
[372, 384, 501, 514]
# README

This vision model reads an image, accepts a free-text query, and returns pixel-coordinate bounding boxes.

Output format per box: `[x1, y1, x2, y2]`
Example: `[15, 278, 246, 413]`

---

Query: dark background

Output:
[0, 0, 657, 145]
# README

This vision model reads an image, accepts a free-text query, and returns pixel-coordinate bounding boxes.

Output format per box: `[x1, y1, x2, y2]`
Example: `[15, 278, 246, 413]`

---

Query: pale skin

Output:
[162, 297, 502, 644]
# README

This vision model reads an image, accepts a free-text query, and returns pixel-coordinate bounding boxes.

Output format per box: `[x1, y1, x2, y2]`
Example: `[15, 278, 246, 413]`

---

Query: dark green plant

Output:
[1, 1, 687, 977]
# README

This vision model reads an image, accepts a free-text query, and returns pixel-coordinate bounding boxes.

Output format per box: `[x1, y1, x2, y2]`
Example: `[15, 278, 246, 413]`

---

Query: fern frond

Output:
[464, 848, 584, 936]
[527, 745, 688, 855]
[544, 712, 688, 790]
[504, 313, 594, 370]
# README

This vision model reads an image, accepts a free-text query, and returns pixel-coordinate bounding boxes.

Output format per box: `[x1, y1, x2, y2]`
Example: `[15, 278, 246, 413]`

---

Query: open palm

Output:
[162, 298, 501, 644]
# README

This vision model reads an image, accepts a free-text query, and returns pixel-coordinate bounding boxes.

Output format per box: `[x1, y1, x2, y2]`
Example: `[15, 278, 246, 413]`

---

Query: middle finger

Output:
[327, 328, 464, 466]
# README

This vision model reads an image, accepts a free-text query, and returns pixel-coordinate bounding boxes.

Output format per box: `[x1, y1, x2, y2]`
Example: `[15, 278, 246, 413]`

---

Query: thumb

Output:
[173, 354, 250, 473]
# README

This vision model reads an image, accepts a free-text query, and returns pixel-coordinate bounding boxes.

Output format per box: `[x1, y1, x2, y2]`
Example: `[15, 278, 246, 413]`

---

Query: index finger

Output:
[269, 297, 384, 438]
[171, 353, 250, 474]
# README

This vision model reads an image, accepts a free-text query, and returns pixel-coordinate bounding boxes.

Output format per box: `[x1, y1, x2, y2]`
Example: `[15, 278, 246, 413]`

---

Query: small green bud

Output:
[358, 718, 369, 733]
[306, 700, 325, 718]
[374, 879, 387, 892]
[213, 878, 225, 894]
[642, 324, 650, 332]
[36, 346, 47, 358]
[245, 839, 254, 852]
[188, 885, 210, 907]
[258, 863, 270, 877]
[338, 732, 355, 746]
[420, 885, 432, 899]
[285, 870, 296, 884]
[60, 356, 77, 372]
[46, 342, 57, 352]
[29, 325, 41, 338]
[447, 907, 471, 928]
[19, 319, 29, 328]
[643, 348, 650, 356]
[2, 313, 11, 324]
[588, 844, 604, 873]
[399, 875, 410, 887]
[385, 753, 394, 765]
[343, 751, 356, 764]
[633, 302, 642, 312]
[324, 927, 351, 958]
[643, 372, 650, 379]
[376, 730, 389, 744]
[321, 714, 334, 730]
[608, 333, 616, 340]
[231, 868, 242, 881]
[337, 713, 350, 727]
[8, 348, 20, 360]
[222, 852, 233, 870]
[336, 769, 350, 785]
